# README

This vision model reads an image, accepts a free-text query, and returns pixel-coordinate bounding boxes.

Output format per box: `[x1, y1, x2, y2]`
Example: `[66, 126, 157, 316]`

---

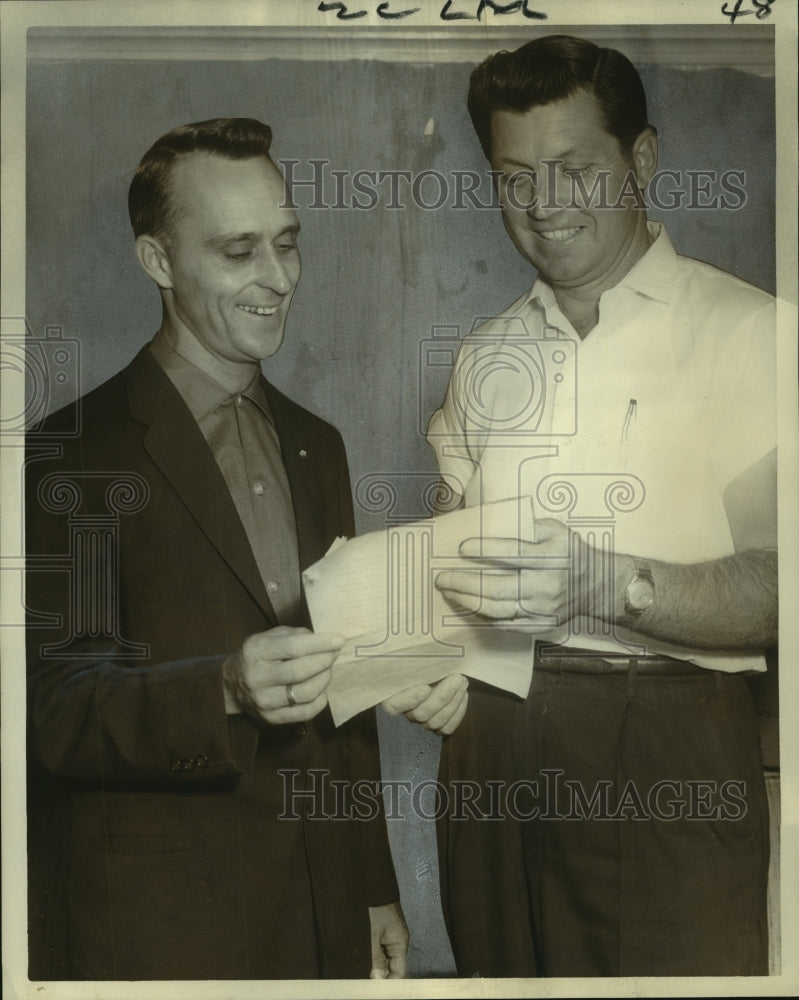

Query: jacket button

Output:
[170, 759, 182, 771]
[182, 758, 195, 771]
[196, 754, 209, 769]
[297, 724, 308, 738]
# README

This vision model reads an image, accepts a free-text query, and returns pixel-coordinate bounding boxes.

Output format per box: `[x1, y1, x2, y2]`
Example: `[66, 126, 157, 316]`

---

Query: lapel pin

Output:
[299, 449, 308, 458]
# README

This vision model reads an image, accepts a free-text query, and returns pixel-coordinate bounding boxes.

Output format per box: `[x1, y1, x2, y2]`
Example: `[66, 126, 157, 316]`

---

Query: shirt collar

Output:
[240, 377, 275, 426]
[523, 221, 679, 315]
[150, 328, 274, 426]
[153, 324, 258, 392]
[614, 221, 679, 303]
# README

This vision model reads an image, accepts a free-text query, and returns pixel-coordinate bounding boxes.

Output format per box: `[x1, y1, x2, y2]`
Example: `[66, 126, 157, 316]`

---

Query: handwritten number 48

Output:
[721, 0, 774, 22]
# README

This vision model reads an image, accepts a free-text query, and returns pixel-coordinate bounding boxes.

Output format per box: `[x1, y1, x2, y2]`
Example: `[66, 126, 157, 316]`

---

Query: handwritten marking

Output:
[317, 1, 368, 19]
[378, 1, 421, 17]
[317, 0, 547, 21]
[721, 0, 774, 23]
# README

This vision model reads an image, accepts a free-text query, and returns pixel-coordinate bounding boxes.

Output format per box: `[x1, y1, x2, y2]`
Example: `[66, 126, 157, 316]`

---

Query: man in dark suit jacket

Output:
[25, 118, 414, 981]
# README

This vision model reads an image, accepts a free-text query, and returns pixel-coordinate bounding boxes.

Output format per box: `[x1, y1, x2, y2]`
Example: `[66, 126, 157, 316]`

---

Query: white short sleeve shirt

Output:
[427, 223, 776, 672]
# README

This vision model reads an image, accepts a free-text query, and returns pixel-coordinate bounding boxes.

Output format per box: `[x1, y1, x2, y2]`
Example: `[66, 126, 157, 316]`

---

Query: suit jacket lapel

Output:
[264, 378, 324, 578]
[124, 348, 277, 625]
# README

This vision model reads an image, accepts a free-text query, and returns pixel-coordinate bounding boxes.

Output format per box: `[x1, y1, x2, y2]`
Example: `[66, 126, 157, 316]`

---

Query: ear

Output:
[631, 126, 658, 189]
[135, 234, 174, 290]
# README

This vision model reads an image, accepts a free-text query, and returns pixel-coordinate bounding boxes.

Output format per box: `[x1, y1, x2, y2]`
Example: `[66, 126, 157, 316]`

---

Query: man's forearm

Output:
[599, 548, 777, 650]
[28, 645, 256, 781]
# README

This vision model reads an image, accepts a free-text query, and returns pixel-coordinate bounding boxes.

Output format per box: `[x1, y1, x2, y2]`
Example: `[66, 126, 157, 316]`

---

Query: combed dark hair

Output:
[128, 118, 274, 240]
[468, 35, 650, 160]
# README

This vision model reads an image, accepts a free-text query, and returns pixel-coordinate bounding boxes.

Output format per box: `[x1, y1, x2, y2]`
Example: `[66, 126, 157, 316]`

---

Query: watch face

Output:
[627, 577, 655, 611]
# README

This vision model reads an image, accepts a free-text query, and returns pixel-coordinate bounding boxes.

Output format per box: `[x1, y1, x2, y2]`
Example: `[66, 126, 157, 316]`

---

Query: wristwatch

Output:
[623, 559, 655, 616]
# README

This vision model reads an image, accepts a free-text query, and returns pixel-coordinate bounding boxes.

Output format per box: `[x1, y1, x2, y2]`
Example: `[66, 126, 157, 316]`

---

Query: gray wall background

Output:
[26, 48, 775, 977]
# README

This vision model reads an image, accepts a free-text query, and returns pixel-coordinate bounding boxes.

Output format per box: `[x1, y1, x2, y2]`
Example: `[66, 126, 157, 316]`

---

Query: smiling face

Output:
[142, 152, 301, 366]
[490, 90, 657, 301]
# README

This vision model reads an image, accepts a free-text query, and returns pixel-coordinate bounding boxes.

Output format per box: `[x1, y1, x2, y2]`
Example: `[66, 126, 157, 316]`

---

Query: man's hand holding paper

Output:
[381, 673, 470, 735]
[222, 626, 346, 724]
[434, 518, 586, 629]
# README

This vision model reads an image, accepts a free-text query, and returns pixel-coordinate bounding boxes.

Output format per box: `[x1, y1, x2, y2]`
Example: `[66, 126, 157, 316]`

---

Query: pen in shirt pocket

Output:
[621, 398, 637, 444]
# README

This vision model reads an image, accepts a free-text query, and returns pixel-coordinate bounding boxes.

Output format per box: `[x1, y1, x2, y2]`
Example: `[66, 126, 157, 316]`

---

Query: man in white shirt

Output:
[427, 35, 776, 977]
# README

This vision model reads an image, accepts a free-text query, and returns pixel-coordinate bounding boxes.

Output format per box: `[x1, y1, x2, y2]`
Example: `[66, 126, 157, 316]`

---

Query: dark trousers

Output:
[439, 656, 770, 977]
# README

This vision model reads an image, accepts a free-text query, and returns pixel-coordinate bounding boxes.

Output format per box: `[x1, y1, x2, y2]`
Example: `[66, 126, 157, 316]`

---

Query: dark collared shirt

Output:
[150, 329, 301, 622]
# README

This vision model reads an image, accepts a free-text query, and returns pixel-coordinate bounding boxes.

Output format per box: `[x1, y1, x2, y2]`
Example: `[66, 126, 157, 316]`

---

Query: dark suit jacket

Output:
[26, 345, 398, 980]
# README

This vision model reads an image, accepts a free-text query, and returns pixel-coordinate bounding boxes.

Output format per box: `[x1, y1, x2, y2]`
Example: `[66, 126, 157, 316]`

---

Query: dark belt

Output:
[535, 643, 709, 677]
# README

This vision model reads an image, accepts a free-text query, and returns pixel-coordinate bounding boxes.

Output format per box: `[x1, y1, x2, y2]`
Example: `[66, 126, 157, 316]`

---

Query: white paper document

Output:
[302, 496, 537, 726]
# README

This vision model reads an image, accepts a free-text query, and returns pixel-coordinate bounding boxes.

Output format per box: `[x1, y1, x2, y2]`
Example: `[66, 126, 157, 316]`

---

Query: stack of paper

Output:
[302, 496, 537, 726]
